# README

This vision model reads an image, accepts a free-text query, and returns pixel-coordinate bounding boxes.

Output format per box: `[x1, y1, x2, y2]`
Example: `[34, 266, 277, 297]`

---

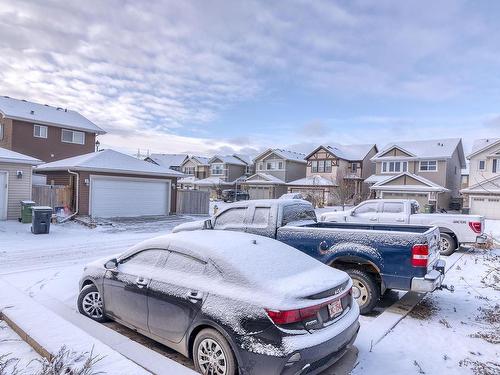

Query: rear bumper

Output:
[410, 259, 446, 293]
[475, 234, 488, 245]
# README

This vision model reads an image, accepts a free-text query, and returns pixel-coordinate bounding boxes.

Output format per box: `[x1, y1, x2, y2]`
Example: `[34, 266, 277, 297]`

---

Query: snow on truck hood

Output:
[172, 220, 206, 233]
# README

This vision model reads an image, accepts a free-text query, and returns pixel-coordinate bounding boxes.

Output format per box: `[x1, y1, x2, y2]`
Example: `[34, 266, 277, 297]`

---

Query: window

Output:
[351, 163, 358, 173]
[211, 163, 224, 175]
[121, 249, 165, 267]
[383, 202, 404, 214]
[493, 159, 498, 173]
[479, 160, 486, 171]
[278, 161, 283, 170]
[382, 161, 407, 173]
[251, 207, 271, 227]
[33, 124, 48, 138]
[354, 202, 378, 215]
[257, 163, 263, 171]
[0, 123, 3, 140]
[325, 160, 332, 173]
[61, 129, 85, 144]
[282, 204, 317, 226]
[311, 160, 318, 173]
[164, 252, 205, 275]
[214, 207, 247, 229]
[266, 162, 273, 170]
[183, 166, 195, 175]
[419, 160, 437, 172]
[312, 160, 331, 173]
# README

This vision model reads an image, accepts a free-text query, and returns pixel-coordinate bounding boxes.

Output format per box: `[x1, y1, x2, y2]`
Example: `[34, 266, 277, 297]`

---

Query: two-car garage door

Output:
[470, 196, 500, 220]
[91, 176, 170, 218]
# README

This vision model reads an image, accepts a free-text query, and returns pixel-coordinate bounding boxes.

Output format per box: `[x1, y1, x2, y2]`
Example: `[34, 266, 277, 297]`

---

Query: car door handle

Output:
[135, 277, 149, 288]
[369, 218, 378, 221]
[396, 218, 405, 222]
[187, 290, 203, 303]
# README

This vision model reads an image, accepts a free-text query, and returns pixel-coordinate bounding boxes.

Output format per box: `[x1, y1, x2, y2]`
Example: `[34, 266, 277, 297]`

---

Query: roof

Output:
[372, 138, 465, 167]
[233, 154, 253, 165]
[193, 177, 232, 186]
[304, 144, 376, 161]
[0, 147, 43, 165]
[468, 138, 500, 159]
[460, 174, 500, 194]
[254, 148, 306, 163]
[364, 174, 392, 184]
[370, 172, 448, 192]
[36, 149, 184, 177]
[241, 173, 285, 185]
[178, 176, 197, 184]
[287, 175, 338, 186]
[147, 154, 189, 168]
[190, 156, 210, 165]
[0, 96, 105, 134]
[208, 155, 248, 166]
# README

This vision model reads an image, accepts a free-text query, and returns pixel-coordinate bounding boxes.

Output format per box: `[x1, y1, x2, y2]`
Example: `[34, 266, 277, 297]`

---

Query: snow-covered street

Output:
[1, 215, 499, 374]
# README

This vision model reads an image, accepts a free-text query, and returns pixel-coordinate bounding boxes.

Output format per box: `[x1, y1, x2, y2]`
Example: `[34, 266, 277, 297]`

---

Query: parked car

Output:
[221, 189, 249, 202]
[319, 199, 486, 256]
[173, 199, 446, 314]
[279, 192, 304, 200]
[78, 230, 359, 375]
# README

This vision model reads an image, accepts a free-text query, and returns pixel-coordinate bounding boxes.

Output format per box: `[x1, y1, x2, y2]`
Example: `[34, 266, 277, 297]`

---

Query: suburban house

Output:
[366, 138, 466, 209]
[145, 153, 189, 171]
[35, 149, 184, 218]
[0, 96, 106, 162]
[0, 147, 43, 220]
[194, 154, 252, 197]
[240, 149, 306, 199]
[287, 144, 377, 205]
[460, 138, 500, 219]
[177, 155, 210, 189]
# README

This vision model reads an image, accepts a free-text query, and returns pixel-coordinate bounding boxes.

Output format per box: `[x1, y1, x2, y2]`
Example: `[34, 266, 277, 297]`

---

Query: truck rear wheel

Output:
[345, 268, 380, 315]
[439, 233, 457, 256]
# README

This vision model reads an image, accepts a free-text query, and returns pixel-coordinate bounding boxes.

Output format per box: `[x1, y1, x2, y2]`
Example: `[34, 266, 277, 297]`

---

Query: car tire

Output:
[77, 284, 108, 323]
[439, 233, 457, 256]
[193, 328, 236, 375]
[345, 268, 380, 315]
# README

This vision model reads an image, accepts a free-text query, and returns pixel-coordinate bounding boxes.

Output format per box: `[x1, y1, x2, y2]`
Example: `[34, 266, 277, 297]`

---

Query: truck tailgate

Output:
[425, 226, 441, 271]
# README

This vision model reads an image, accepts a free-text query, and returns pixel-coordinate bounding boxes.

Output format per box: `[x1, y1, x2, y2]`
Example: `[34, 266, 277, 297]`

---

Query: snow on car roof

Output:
[0, 96, 106, 134]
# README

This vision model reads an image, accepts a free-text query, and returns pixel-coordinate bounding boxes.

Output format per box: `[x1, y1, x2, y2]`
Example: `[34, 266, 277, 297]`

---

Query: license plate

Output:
[328, 300, 343, 318]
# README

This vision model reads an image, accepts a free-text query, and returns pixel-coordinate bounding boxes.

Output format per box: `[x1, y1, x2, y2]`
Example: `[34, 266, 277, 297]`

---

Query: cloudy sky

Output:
[1, 0, 499, 156]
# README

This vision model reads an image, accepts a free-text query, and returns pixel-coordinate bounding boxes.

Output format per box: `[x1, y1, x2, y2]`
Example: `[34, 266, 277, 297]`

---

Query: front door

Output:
[103, 249, 166, 331]
[147, 251, 206, 343]
[0, 172, 6, 220]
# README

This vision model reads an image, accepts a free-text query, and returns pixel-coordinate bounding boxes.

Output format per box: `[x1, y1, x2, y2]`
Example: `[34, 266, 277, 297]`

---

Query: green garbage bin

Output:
[20, 200, 36, 224]
[424, 203, 435, 213]
[31, 206, 53, 234]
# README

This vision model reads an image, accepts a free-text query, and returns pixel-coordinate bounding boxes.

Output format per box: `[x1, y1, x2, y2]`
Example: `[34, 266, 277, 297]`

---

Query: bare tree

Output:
[331, 170, 357, 210]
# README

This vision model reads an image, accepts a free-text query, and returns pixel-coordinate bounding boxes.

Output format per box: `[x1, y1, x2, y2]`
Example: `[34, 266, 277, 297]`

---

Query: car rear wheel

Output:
[346, 269, 380, 315]
[77, 284, 108, 323]
[439, 233, 457, 256]
[193, 328, 236, 375]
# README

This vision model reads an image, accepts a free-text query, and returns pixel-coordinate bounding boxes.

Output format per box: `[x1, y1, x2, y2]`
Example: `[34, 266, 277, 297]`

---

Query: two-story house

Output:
[0, 96, 105, 162]
[287, 144, 377, 205]
[366, 138, 465, 210]
[145, 153, 189, 171]
[177, 155, 210, 189]
[460, 138, 500, 219]
[194, 154, 252, 197]
[241, 149, 306, 199]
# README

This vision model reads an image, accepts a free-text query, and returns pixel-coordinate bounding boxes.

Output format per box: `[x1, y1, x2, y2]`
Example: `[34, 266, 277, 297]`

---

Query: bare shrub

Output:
[35, 346, 104, 375]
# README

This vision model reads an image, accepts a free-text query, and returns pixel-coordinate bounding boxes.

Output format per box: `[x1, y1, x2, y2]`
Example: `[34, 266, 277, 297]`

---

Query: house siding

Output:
[0, 162, 33, 220]
[9, 119, 96, 162]
[0, 118, 13, 149]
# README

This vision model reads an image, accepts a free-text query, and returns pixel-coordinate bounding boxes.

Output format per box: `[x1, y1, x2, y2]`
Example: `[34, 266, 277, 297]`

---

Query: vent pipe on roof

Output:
[30, 110, 34, 115]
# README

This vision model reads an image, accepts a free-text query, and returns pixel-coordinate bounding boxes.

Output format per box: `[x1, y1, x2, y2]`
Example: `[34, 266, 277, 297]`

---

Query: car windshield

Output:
[282, 204, 317, 226]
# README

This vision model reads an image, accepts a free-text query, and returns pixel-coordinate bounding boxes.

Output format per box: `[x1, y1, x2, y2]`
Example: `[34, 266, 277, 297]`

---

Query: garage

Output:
[470, 196, 500, 220]
[247, 186, 272, 200]
[382, 192, 429, 208]
[91, 176, 170, 218]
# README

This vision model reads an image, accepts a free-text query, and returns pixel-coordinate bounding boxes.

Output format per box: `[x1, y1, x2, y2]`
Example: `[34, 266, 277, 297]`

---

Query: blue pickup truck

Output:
[173, 199, 446, 314]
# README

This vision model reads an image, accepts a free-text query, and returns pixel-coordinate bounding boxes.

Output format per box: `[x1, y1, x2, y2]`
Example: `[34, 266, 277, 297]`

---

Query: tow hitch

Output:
[438, 284, 455, 292]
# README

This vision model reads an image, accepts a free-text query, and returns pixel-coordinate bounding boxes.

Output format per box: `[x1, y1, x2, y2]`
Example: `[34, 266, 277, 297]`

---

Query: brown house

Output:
[35, 149, 184, 218]
[0, 96, 106, 162]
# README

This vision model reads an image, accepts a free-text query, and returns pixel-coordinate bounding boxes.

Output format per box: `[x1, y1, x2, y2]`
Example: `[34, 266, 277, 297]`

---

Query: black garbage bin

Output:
[31, 206, 53, 234]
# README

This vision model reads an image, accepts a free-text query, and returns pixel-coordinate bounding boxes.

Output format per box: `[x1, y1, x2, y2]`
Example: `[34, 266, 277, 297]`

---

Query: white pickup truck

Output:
[319, 199, 486, 255]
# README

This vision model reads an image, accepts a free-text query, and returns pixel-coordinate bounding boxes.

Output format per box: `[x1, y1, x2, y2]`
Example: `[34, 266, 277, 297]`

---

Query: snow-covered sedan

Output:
[78, 231, 359, 375]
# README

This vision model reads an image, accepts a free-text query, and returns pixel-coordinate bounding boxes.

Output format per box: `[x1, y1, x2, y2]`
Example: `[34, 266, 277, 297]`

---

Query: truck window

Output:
[251, 207, 271, 227]
[383, 202, 404, 213]
[282, 204, 316, 226]
[354, 202, 378, 214]
[214, 207, 247, 229]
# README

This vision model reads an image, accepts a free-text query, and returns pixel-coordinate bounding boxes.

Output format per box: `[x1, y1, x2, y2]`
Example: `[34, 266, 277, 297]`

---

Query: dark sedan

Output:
[78, 231, 359, 375]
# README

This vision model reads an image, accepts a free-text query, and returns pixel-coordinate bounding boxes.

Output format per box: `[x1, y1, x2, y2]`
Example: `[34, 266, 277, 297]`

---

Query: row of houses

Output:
[0, 96, 499, 220]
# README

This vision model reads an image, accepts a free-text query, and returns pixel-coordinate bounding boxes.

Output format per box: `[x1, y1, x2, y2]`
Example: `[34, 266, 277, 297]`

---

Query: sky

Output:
[1, 0, 499, 157]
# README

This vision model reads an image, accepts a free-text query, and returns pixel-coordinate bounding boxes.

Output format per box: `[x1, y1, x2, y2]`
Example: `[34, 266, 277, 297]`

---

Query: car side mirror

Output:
[203, 219, 213, 230]
[105, 258, 118, 270]
[350, 210, 356, 216]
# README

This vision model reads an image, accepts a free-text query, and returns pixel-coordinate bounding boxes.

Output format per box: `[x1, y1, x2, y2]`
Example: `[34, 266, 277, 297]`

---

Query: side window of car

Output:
[250, 207, 271, 228]
[164, 251, 206, 275]
[354, 203, 378, 215]
[120, 249, 166, 268]
[383, 202, 404, 214]
[214, 207, 247, 229]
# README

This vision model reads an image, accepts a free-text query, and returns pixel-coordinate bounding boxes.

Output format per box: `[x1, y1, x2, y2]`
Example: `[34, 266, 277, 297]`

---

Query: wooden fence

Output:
[32, 185, 73, 209]
[176, 189, 210, 215]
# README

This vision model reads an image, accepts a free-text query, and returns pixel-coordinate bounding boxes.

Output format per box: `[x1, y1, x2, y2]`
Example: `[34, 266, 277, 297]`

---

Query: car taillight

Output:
[469, 221, 482, 234]
[411, 244, 429, 267]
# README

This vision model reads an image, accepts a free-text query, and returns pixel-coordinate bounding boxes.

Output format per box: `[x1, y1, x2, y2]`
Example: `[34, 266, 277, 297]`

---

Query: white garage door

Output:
[247, 186, 272, 200]
[91, 176, 170, 218]
[470, 196, 500, 220]
[382, 192, 429, 208]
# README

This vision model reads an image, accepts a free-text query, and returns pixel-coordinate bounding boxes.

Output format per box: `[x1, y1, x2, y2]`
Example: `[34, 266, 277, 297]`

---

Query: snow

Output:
[0, 96, 105, 134]
[243, 172, 285, 184]
[470, 138, 500, 155]
[373, 138, 463, 160]
[0, 319, 42, 373]
[287, 175, 337, 186]
[371, 172, 448, 191]
[325, 143, 376, 161]
[36, 149, 184, 177]
[209, 154, 248, 166]
[254, 148, 307, 163]
[0, 147, 43, 165]
[147, 153, 189, 169]
[194, 176, 232, 186]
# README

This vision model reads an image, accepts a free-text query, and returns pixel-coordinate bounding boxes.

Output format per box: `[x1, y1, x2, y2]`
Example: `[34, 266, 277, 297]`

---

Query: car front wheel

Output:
[77, 284, 108, 323]
[193, 328, 236, 375]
